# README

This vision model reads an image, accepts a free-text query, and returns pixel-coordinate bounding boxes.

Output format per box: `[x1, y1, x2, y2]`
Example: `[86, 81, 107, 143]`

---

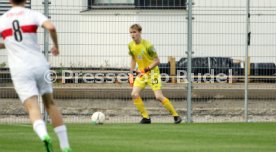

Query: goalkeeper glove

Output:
[138, 67, 151, 78]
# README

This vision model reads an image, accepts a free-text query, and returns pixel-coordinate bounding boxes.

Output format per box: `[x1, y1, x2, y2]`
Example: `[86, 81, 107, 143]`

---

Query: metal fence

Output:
[0, 0, 276, 123]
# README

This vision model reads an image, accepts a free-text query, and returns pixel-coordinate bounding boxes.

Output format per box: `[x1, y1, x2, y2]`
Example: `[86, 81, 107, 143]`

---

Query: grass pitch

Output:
[0, 123, 276, 152]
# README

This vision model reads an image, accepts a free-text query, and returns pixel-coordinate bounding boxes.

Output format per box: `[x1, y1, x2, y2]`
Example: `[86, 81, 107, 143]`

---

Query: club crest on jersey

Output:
[137, 50, 144, 60]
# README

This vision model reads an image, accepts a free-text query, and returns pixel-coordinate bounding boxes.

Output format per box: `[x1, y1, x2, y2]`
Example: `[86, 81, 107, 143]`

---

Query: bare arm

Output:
[0, 43, 5, 49]
[42, 20, 59, 56]
[128, 56, 136, 87]
[0, 36, 5, 49]
[148, 57, 160, 70]
[144, 44, 160, 72]
[141, 57, 160, 73]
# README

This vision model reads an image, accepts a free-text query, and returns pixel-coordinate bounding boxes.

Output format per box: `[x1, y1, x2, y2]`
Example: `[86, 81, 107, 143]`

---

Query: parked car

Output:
[159, 56, 276, 80]
[250, 63, 276, 76]
[159, 57, 243, 76]
[250, 63, 276, 82]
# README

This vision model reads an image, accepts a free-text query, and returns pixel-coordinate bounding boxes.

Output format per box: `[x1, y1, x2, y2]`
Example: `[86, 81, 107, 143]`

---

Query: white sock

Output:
[33, 120, 48, 141]
[54, 125, 70, 150]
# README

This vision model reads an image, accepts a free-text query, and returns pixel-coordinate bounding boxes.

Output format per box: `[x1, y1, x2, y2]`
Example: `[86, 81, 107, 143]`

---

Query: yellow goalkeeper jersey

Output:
[128, 39, 160, 73]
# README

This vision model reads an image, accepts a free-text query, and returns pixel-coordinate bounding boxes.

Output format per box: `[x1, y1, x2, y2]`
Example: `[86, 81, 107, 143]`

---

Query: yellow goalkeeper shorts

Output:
[134, 73, 162, 91]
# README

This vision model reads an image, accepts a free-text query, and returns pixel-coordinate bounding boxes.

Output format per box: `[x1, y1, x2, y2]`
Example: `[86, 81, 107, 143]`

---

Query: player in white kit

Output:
[0, 0, 72, 152]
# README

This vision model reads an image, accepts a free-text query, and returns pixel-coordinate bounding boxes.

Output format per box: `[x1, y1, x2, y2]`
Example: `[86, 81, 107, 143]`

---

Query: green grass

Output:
[0, 123, 276, 152]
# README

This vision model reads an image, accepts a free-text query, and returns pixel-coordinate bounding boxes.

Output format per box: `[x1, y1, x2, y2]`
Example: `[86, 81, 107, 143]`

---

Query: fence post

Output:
[247, 56, 251, 81]
[186, 0, 193, 123]
[168, 56, 176, 83]
[43, 0, 50, 122]
[244, 0, 251, 122]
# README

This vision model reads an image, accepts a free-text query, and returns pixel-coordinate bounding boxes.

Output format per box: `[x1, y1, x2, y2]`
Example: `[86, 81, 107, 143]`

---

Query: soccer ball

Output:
[91, 112, 105, 124]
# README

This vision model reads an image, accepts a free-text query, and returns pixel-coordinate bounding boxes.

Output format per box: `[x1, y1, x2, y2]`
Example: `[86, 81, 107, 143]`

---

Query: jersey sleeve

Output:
[147, 44, 158, 58]
[33, 11, 49, 27]
[128, 44, 134, 57]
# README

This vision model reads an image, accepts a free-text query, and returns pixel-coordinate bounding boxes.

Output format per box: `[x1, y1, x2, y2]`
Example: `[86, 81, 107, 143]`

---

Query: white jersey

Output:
[0, 7, 49, 75]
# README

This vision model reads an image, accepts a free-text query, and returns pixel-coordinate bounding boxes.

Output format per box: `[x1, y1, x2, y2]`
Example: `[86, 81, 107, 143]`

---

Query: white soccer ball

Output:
[91, 112, 105, 124]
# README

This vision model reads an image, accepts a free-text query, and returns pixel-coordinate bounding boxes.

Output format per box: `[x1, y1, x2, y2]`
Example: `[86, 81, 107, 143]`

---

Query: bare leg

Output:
[153, 90, 166, 102]
[23, 96, 50, 143]
[42, 93, 71, 150]
[131, 86, 143, 99]
[23, 96, 42, 123]
[42, 93, 63, 127]
[154, 90, 179, 117]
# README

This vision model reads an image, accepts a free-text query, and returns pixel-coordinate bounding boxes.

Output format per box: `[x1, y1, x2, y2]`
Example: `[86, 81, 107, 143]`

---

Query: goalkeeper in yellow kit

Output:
[128, 24, 182, 124]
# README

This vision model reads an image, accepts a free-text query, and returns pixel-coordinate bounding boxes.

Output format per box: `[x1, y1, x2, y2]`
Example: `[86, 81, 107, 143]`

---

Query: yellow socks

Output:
[133, 97, 149, 118]
[133, 97, 178, 118]
[162, 98, 178, 116]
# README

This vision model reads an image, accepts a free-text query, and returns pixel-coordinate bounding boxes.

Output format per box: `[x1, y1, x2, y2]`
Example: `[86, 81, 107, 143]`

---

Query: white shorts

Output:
[11, 66, 53, 103]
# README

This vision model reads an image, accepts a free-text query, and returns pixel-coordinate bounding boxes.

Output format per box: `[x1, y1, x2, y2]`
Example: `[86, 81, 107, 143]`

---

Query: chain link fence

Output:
[0, 0, 275, 123]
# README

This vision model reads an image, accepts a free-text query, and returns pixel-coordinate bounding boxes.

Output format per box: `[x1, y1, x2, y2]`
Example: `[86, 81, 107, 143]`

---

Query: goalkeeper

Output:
[128, 24, 182, 124]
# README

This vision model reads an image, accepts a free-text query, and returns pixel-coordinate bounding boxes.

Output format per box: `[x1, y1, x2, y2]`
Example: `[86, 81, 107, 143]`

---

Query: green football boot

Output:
[62, 148, 72, 152]
[43, 135, 54, 152]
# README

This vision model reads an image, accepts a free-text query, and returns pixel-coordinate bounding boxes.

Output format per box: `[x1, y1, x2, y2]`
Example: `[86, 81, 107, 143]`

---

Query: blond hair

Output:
[130, 24, 142, 32]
